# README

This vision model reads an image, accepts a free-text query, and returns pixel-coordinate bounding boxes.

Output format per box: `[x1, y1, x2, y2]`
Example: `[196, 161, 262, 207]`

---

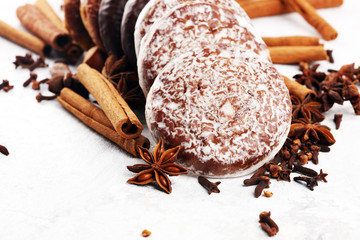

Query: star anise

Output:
[334, 63, 360, 85]
[102, 55, 145, 108]
[291, 95, 325, 123]
[289, 118, 336, 146]
[293, 62, 326, 93]
[127, 139, 189, 194]
[117, 72, 146, 108]
[318, 69, 360, 114]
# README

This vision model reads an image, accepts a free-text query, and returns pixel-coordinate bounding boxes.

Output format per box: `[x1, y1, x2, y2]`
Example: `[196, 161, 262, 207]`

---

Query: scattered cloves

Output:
[259, 211, 279, 237]
[278, 170, 291, 182]
[293, 163, 318, 177]
[333, 114, 343, 130]
[0, 144, 9, 156]
[23, 72, 37, 87]
[32, 78, 49, 90]
[29, 56, 48, 71]
[250, 165, 267, 179]
[0, 80, 14, 92]
[13, 53, 34, 69]
[315, 169, 328, 182]
[198, 176, 221, 195]
[255, 179, 270, 198]
[36, 93, 57, 102]
[294, 176, 318, 191]
[244, 176, 269, 186]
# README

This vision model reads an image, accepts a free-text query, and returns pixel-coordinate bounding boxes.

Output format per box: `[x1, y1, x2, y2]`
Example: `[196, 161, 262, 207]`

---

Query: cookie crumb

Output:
[142, 229, 151, 237]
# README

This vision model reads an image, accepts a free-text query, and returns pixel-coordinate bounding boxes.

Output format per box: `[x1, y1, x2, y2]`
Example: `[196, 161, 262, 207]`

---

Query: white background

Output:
[1, 0, 360, 239]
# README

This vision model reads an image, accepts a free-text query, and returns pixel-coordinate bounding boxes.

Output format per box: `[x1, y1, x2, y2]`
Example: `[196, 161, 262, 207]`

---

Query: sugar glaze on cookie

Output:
[145, 47, 291, 177]
[137, 2, 269, 97]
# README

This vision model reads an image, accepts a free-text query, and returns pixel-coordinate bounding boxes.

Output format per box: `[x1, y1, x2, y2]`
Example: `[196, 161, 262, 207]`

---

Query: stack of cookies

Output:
[133, 0, 292, 177]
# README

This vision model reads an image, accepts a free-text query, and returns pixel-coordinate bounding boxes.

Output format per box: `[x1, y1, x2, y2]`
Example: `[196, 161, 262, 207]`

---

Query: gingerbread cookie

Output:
[134, 0, 261, 57]
[145, 47, 291, 177]
[137, 2, 269, 96]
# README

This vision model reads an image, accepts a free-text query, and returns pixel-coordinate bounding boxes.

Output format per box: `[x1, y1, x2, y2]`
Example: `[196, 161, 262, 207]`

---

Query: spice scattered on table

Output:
[198, 176, 221, 195]
[142, 229, 151, 237]
[263, 191, 273, 198]
[127, 138, 188, 194]
[0, 80, 13, 92]
[36, 93, 57, 102]
[23, 72, 37, 87]
[333, 114, 343, 130]
[0, 144, 9, 156]
[13, 53, 35, 69]
[259, 211, 279, 237]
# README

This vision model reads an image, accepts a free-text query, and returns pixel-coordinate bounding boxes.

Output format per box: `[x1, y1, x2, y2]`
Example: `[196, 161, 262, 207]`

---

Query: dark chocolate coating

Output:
[121, 0, 150, 68]
[99, 0, 128, 57]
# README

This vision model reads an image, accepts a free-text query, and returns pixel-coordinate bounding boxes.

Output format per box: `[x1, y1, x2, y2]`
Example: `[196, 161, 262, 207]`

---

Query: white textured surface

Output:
[145, 47, 291, 177]
[137, 1, 269, 96]
[1, 0, 360, 239]
[134, 0, 254, 56]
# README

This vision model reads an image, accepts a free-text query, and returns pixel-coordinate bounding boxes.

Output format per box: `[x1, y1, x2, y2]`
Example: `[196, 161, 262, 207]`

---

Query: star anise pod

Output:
[117, 72, 146, 108]
[127, 139, 189, 194]
[289, 118, 336, 146]
[291, 95, 325, 123]
[102, 55, 145, 108]
[293, 62, 326, 92]
[334, 63, 359, 85]
[102, 54, 129, 82]
[318, 70, 360, 114]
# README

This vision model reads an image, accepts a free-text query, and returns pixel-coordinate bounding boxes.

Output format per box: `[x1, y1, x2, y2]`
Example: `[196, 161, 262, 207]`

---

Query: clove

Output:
[259, 211, 279, 237]
[0, 144, 9, 156]
[198, 176, 220, 195]
[293, 163, 318, 177]
[294, 176, 318, 191]
[0, 80, 14, 92]
[36, 93, 57, 102]
[23, 72, 37, 87]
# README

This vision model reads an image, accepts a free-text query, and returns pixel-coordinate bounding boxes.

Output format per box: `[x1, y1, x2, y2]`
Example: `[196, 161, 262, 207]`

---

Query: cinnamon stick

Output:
[77, 63, 143, 139]
[0, 20, 51, 56]
[281, 0, 338, 41]
[64, 0, 94, 51]
[240, 0, 343, 19]
[57, 88, 150, 156]
[83, 46, 107, 72]
[17, 4, 71, 51]
[269, 46, 329, 64]
[64, 43, 84, 64]
[34, 0, 67, 32]
[282, 75, 316, 101]
[263, 36, 321, 47]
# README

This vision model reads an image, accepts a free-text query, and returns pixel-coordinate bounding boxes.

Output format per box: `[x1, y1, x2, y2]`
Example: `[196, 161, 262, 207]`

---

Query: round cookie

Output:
[121, 0, 150, 68]
[137, 2, 269, 96]
[134, 0, 263, 57]
[145, 47, 292, 177]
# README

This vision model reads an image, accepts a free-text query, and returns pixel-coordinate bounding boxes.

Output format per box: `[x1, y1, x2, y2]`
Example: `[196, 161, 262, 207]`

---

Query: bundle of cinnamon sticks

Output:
[265, 36, 330, 64]
[57, 63, 150, 157]
[0, 0, 83, 62]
